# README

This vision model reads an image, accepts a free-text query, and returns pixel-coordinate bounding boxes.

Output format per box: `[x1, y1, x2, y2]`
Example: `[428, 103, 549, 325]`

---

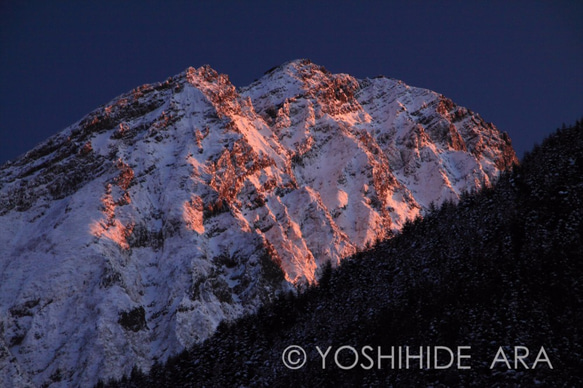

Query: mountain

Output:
[106, 122, 583, 387]
[0, 59, 516, 387]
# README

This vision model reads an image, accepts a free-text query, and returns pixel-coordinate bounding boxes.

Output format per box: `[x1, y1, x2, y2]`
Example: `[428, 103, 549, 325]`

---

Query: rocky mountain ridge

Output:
[0, 59, 516, 387]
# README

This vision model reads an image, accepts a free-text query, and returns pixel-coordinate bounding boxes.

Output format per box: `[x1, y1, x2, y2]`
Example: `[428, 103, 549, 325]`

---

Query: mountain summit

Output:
[0, 59, 516, 387]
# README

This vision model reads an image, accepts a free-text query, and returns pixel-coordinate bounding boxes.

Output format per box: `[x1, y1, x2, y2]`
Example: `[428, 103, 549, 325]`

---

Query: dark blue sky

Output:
[1, 1, 581, 164]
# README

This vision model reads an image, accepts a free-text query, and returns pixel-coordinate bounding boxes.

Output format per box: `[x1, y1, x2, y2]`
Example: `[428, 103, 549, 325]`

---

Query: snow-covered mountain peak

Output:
[266, 58, 330, 80]
[183, 65, 238, 106]
[0, 60, 517, 387]
[243, 58, 360, 116]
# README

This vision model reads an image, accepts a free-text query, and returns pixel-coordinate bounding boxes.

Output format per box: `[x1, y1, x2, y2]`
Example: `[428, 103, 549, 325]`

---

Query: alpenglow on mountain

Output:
[0, 59, 517, 387]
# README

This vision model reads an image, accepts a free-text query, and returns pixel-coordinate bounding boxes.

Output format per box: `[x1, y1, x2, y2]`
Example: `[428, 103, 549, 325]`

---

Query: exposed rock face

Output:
[0, 59, 516, 387]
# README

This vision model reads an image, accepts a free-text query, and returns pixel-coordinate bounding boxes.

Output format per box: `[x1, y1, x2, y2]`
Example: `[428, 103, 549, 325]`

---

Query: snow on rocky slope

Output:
[0, 59, 516, 387]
